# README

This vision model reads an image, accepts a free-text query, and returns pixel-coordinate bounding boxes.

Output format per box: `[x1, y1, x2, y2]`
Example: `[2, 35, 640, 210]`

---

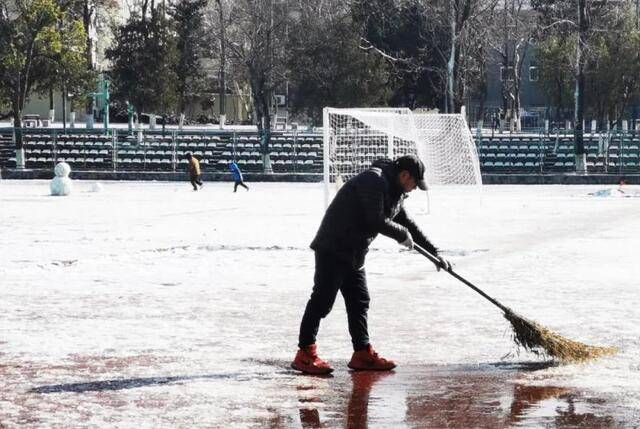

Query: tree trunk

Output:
[513, 86, 521, 131]
[62, 82, 67, 132]
[513, 58, 521, 132]
[13, 109, 23, 149]
[574, 0, 587, 173]
[513, 36, 530, 132]
[178, 85, 185, 115]
[142, 0, 149, 21]
[251, 75, 272, 173]
[83, 1, 93, 67]
[83, 0, 94, 115]
[260, 98, 272, 173]
[446, 0, 456, 114]
[513, 61, 522, 131]
[554, 77, 561, 125]
[500, 0, 509, 125]
[477, 43, 488, 125]
[12, 107, 25, 168]
[48, 86, 55, 122]
[216, 0, 226, 117]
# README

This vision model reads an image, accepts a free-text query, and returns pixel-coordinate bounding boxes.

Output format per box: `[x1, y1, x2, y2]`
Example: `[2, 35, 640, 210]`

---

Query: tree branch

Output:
[358, 37, 404, 62]
[540, 19, 577, 30]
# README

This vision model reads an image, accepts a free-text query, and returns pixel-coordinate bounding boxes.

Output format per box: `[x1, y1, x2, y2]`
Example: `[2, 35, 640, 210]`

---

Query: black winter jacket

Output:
[310, 159, 438, 267]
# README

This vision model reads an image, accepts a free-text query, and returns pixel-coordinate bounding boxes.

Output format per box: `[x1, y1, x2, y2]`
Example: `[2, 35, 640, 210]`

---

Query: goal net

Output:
[322, 107, 482, 205]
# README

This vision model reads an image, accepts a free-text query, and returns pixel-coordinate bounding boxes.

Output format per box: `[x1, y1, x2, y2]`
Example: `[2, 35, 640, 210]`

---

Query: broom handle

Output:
[414, 244, 510, 314]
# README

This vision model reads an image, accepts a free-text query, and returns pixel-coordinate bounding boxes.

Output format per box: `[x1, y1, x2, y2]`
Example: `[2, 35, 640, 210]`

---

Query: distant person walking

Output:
[230, 161, 249, 192]
[492, 113, 499, 131]
[186, 153, 203, 191]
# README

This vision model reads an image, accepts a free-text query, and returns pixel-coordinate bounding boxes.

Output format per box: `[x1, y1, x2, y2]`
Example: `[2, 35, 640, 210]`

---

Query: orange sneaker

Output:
[348, 345, 396, 371]
[291, 344, 334, 375]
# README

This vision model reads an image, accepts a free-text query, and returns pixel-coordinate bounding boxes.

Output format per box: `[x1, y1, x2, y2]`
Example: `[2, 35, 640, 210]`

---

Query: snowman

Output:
[50, 162, 72, 196]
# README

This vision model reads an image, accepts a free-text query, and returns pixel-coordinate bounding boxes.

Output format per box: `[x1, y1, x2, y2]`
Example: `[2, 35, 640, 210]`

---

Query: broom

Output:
[414, 244, 617, 363]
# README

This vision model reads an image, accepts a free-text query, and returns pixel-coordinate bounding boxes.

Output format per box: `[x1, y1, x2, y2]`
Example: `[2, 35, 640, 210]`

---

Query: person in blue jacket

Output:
[230, 161, 249, 192]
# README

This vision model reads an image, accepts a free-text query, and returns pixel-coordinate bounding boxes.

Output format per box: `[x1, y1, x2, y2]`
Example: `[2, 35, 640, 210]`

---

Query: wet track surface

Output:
[3, 359, 628, 428]
[263, 362, 625, 428]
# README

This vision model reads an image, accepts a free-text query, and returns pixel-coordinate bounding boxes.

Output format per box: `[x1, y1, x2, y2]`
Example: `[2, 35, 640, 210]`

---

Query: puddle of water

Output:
[280, 364, 625, 428]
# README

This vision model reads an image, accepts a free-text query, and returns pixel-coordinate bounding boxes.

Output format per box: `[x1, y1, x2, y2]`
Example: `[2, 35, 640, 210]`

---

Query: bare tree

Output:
[454, 0, 498, 118]
[286, 1, 391, 122]
[210, 0, 290, 172]
[77, 0, 118, 70]
[486, 0, 536, 131]
[215, 0, 226, 119]
[587, 13, 640, 131]
[422, 0, 498, 113]
[533, 0, 628, 172]
[574, 0, 586, 171]
[353, 0, 497, 114]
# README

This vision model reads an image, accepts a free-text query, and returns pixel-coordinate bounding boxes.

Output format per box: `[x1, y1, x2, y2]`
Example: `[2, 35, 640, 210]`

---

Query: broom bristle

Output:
[503, 309, 617, 363]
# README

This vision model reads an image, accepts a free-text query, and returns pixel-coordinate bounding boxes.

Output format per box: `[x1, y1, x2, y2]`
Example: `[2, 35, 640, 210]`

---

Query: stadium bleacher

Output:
[477, 133, 639, 174]
[2, 128, 640, 176]
[0, 129, 323, 173]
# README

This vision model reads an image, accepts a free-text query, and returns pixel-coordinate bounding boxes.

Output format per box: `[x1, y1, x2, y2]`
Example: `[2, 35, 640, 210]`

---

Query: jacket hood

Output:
[371, 158, 394, 170]
[371, 158, 403, 196]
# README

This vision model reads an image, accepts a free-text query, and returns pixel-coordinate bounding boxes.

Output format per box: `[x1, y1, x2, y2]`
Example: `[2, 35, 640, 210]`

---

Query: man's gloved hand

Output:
[400, 233, 414, 250]
[436, 255, 452, 272]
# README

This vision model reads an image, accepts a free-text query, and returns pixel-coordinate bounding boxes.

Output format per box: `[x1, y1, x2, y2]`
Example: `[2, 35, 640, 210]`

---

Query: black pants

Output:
[298, 251, 370, 351]
[234, 181, 249, 192]
[190, 174, 203, 190]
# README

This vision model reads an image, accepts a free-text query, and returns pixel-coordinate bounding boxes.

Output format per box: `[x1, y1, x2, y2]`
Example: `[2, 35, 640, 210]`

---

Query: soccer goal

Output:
[322, 107, 482, 207]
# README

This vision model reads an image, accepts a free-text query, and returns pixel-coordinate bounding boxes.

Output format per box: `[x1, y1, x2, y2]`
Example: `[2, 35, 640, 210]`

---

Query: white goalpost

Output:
[322, 107, 482, 207]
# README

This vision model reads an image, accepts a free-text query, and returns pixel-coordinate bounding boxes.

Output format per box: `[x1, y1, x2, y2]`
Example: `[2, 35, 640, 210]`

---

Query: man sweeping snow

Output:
[292, 155, 452, 375]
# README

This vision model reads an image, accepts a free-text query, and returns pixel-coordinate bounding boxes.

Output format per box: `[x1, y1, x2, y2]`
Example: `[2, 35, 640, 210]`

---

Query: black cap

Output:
[395, 154, 427, 190]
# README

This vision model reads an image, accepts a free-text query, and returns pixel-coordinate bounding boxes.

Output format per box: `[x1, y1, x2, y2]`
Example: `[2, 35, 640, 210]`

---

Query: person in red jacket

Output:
[291, 155, 451, 375]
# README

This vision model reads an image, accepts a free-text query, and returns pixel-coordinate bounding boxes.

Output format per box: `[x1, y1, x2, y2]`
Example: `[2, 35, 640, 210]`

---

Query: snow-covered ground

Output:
[1, 180, 639, 428]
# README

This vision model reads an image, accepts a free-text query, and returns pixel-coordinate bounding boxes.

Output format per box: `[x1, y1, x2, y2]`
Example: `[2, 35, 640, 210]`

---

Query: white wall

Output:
[22, 92, 90, 122]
